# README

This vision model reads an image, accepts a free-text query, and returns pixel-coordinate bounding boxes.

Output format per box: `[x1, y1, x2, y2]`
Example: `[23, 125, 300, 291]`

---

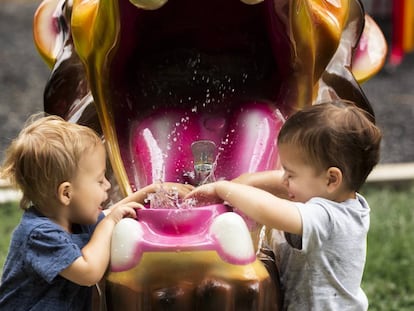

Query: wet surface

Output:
[1, 1, 413, 164]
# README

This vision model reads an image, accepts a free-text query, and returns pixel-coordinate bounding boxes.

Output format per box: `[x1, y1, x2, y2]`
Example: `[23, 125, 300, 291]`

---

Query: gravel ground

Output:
[1, 1, 414, 164]
[0, 1, 48, 161]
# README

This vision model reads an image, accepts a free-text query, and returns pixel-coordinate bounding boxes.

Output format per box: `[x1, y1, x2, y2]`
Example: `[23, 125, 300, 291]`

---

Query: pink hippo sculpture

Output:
[33, 0, 387, 310]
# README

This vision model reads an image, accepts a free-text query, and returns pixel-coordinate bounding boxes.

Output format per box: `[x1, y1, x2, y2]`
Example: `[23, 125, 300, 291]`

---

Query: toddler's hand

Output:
[106, 202, 142, 224]
[184, 183, 223, 206]
[159, 182, 194, 198]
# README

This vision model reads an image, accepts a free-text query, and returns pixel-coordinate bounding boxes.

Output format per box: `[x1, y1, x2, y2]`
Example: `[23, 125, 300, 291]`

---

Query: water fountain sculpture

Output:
[33, 0, 387, 309]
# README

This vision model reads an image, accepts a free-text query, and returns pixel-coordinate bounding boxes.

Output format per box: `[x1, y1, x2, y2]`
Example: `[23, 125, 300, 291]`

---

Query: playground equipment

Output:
[33, 0, 387, 309]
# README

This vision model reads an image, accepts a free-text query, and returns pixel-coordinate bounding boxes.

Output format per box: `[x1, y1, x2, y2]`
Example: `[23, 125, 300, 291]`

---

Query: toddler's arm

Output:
[232, 170, 289, 199]
[185, 181, 302, 235]
[59, 202, 140, 286]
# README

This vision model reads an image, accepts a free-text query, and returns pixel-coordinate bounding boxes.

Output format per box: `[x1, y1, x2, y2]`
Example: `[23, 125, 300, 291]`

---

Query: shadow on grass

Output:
[1, 183, 413, 309]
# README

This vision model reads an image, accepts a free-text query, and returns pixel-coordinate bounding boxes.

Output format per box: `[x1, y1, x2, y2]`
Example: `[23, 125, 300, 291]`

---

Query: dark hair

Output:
[278, 100, 382, 191]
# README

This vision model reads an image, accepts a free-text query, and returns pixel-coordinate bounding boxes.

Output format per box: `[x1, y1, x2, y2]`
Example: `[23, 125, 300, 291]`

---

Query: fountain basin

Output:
[110, 204, 257, 272]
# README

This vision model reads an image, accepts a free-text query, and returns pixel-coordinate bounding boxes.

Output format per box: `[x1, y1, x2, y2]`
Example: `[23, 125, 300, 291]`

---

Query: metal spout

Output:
[191, 140, 216, 185]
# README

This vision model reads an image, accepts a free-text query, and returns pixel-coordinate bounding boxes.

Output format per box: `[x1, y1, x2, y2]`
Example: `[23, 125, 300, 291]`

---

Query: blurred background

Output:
[0, 1, 413, 310]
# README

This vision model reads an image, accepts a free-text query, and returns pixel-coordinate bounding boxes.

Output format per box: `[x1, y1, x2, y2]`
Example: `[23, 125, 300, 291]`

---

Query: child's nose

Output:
[282, 174, 289, 187]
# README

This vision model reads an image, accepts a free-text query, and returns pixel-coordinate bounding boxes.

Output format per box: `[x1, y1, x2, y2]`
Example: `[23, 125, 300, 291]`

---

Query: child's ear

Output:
[57, 182, 72, 206]
[326, 167, 342, 192]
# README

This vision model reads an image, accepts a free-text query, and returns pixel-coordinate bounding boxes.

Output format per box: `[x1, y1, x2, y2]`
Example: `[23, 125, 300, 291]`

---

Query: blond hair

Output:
[278, 100, 382, 191]
[1, 114, 103, 209]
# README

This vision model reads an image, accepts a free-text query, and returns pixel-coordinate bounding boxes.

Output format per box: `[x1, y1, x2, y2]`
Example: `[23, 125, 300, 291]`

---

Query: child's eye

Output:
[285, 173, 294, 180]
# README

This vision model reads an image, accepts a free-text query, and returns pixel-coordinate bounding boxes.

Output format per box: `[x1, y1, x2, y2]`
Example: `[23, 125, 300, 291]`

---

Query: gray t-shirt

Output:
[278, 194, 370, 311]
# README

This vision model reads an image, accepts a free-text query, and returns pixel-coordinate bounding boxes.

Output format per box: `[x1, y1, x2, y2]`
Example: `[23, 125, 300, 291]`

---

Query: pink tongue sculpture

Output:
[120, 98, 284, 274]
[131, 102, 282, 187]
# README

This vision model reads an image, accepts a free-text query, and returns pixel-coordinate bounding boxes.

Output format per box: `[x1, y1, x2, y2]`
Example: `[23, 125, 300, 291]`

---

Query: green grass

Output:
[0, 201, 22, 269]
[360, 183, 414, 310]
[1, 183, 413, 309]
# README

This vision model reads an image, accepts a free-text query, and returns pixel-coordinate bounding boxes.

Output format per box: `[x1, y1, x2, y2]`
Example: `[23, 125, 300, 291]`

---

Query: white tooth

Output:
[129, 0, 168, 10]
[240, 0, 264, 4]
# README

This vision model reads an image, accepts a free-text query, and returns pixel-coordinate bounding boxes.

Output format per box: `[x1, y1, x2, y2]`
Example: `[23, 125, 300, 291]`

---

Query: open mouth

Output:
[73, 0, 349, 194]
[90, 0, 295, 193]
[111, 0, 282, 115]
[37, 0, 383, 196]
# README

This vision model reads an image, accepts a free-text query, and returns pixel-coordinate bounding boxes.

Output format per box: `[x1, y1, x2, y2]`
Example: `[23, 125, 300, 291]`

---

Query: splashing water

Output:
[145, 182, 196, 209]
